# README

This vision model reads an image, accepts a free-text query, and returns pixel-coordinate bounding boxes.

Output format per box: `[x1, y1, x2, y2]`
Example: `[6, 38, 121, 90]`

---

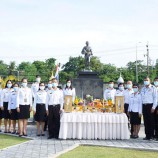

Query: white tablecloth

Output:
[59, 112, 130, 140]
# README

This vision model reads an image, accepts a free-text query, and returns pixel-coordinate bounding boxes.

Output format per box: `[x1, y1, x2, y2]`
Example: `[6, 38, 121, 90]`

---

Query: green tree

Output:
[8, 61, 16, 75]
[0, 60, 8, 77]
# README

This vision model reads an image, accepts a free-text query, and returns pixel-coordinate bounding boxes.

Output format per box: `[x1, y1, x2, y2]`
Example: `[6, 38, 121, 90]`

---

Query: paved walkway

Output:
[0, 125, 158, 158]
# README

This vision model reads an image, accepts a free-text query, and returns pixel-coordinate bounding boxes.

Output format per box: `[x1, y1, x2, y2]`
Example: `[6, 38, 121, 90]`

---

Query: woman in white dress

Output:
[63, 79, 76, 103]
[16, 78, 32, 137]
[33, 82, 47, 136]
[1, 80, 13, 133]
[8, 83, 19, 134]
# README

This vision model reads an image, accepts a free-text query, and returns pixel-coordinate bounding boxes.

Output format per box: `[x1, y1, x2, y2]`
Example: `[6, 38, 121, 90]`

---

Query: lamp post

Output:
[135, 42, 141, 83]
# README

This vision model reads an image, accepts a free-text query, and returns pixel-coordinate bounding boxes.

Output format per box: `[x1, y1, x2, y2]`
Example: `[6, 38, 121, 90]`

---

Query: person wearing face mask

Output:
[16, 78, 32, 137]
[115, 83, 124, 96]
[124, 81, 134, 136]
[8, 83, 19, 134]
[141, 77, 157, 140]
[153, 77, 158, 141]
[1, 80, 13, 133]
[63, 79, 76, 103]
[44, 80, 53, 131]
[128, 84, 142, 139]
[33, 82, 47, 136]
[31, 75, 41, 99]
[46, 78, 64, 139]
[0, 82, 3, 132]
[104, 81, 116, 103]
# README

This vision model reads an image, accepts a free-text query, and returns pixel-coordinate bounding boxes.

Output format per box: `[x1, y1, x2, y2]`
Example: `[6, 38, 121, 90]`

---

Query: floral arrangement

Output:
[85, 94, 93, 102]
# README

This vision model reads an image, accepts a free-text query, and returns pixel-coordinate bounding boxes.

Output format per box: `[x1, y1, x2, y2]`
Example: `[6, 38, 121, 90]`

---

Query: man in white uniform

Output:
[104, 81, 116, 103]
[141, 77, 157, 140]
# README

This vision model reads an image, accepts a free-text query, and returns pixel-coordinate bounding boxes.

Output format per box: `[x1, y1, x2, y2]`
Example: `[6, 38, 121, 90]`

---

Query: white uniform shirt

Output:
[103, 88, 116, 103]
[141, 84, 157, 109]
[1, 88, 13, 106]
[8, 91, 18, 110]
[0, 89, 2, 107]
[63, 88, 76, 102]
[115, 90, 124, 96]
[124, 89, 134, 104]
[33, 90, 47, 111]
[128, 92, 142, 114]
[16, 87, 32, 107]
[46, 88, 63, 110]
[156, 87, 158, 106]
[31, 82, 39, 98]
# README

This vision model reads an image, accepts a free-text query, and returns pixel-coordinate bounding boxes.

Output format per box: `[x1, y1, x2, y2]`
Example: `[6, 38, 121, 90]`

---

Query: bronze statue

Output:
[81, 41, 93, 70]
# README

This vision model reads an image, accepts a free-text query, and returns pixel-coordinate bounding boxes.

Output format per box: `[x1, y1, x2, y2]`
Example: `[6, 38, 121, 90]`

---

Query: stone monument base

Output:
[72, 71, 103, 99]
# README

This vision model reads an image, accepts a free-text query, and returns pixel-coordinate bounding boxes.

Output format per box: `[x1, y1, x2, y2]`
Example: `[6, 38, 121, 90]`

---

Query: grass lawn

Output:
[58, 146, 158, 158]
[0, 134, 30, 149]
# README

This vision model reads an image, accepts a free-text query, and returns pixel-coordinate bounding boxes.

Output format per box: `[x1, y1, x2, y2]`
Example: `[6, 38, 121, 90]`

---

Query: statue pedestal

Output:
[73, 71, 103, 99]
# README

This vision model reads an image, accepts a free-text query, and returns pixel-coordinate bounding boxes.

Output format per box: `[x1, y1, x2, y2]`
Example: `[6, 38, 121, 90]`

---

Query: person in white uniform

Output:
[0, 83, 3, 132]
[104, 81, 116, 103]
[141, 77, 157, 140]
[1, 80, 13, 133]
[154, 77, 158, 141]
[8, 83, 19, 134]
[16, 78, 32, 137]
[115, 83, 124, 96]
[46, 78, 64, 139]
[33, 82, 47, 136]
[31, 75, 41, 99]
[128, 84, 142, 139]
[63, 79, 76, 103]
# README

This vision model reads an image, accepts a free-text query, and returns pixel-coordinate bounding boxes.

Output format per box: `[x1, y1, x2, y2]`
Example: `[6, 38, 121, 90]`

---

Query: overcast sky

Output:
[0, 0, 158, 67]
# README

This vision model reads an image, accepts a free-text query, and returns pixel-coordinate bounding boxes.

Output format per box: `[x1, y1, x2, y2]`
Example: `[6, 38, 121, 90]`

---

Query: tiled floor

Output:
[0, 125, 158, 158]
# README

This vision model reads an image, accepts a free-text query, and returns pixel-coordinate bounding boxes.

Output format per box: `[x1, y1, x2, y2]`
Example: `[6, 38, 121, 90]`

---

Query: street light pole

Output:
[135, 42, 141, 83]
[146, 43, 149, 76]
[136, 44, 138, 83]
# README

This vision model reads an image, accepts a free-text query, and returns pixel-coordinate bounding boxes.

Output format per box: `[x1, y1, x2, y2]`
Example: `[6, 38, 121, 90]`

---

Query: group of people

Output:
[0, 75, 158, 141]
[104, 76, 158, 140]
[0, 76, 76, 139]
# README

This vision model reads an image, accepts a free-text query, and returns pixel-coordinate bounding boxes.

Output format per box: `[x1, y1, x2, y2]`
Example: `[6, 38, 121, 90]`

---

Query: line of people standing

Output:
[104, 77, 158, 140]
[0, 77, 76, 139]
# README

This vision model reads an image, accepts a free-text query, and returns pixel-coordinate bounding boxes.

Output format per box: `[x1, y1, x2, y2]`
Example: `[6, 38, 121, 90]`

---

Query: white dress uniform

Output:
[46, 88, 63, 111]
[103, 88, 116, 103]
[128, 92, 142, 125]
[124, 89, 134, 104]
[16, 87, 32, 119]
[115, 90, 124, 96]
[46, 88, 64, 138]
[31, 82, 39, 98]
[123, 89, 134, 115]
[8, 90, 18, 120]
[33, 90, 47, 111]
[0, 89, 3, 119]
[141, 84, 157, 139]
[141, 85, 157, 109]
[63, 88, 76, 103]
[128, 93, 142, 114]
[1, 88, 13, 119]
[33, 90, 47, 122]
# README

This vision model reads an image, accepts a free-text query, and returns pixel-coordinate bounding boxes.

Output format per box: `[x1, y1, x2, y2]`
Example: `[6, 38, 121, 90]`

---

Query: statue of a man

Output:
[81, 41, 93, 70]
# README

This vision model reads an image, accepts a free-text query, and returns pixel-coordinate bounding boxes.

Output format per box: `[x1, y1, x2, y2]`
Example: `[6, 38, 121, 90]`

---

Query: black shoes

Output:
[47, 136, 53, 139]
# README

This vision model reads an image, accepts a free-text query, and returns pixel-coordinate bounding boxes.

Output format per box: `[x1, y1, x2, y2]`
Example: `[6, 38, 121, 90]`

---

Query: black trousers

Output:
[48, 104, 60, 138]
[143, 103, 154, 139]
[154, 106, 158, 138]
[124, 103, 133, 134]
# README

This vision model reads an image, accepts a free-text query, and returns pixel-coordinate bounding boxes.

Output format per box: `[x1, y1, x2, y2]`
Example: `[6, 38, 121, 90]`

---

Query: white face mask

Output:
[109, 84, 114, 88]
[154, 81, 158, 87]
[22, 82, 27, 88]
[52, 82, 58, 88]
[48, 83, 52, 89]
[67, 83, 71, 87]
[127, 84, 132, 89]
[36, 78, 41, 83]
[7, 83, 12, 88]
[40, 86, 45, 90]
